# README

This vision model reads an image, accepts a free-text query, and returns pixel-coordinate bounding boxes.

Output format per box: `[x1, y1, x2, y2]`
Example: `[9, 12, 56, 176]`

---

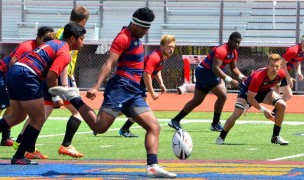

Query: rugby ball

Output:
[172, 129, 193, 160]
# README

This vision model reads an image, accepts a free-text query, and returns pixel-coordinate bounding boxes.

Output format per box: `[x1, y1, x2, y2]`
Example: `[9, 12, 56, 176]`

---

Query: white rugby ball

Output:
[172, 129, 193, 160]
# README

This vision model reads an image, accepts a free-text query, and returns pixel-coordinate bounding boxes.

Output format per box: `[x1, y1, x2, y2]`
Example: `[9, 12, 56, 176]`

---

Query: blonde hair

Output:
[160, 35, 176, 46]
[268, 53, 282, 62]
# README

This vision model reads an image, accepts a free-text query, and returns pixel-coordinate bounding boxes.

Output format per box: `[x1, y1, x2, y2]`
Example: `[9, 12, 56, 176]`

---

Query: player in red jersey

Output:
[118, 34, 176, 137]
[169, 32, 246, 132]
[0, 23, 86, 165]
[216, 54, 289, 145]
[0, 26, 54, 147]
[49, 8, 177, 178]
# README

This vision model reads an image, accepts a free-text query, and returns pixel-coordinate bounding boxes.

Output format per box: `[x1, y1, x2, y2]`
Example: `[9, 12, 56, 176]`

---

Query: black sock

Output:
[172, 110, 188, 122]
[15, 124, 40, 159]
[212, 112, 221, 125]
[0, 118, 9, 133]
[272, 125, 281, 137]
[70, 97, 85, 110]
[62, 116, 81, 147]
[121, 119, 134, 130]
[147, 153, 158, 165]
[16, 134, 24, 144]
[220, 130, 228, 139]
[1, 129, 11, 140]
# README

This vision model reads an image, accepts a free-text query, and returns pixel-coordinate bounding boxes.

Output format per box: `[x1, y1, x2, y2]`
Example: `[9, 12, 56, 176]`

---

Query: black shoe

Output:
[168, 119, 181, 130]
[119, 129, 138, 137]
[210, 123, 223, 132]
[11, 156, 38, 165]
[93, 131, 97, 136]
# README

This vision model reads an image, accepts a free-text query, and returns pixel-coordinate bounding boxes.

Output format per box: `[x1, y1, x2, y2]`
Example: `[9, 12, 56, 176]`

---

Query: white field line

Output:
[41, 117, 304, 161]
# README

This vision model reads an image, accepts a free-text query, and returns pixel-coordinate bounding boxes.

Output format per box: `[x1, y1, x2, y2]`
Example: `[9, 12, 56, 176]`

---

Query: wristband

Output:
[260, 106, 266, 113]
[238, 73, 245, 80]
[52, 96, 60, 102]
[224, 76, 232, 82]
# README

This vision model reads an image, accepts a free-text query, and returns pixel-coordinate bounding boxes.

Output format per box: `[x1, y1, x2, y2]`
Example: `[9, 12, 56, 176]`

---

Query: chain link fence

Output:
[1, 0, 304, 93]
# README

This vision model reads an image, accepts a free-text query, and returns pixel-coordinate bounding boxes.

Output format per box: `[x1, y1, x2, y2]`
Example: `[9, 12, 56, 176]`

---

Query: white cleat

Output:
[271, 136, 289, 145]
[48, 86, 80, 101]
[216, 136, 224, 145]
[146, 164, 177, 178]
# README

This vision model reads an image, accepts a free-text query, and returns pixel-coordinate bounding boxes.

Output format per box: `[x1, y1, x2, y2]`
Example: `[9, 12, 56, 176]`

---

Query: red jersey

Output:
[111, 27, 144, 84]
[282, 44, 304, 71]
[200, 43, 238, 70]
[0, 40, 37, 73]
[246, 67, 286, 93]
[144, 49, 165, 79]
[17, 39, 70, 80]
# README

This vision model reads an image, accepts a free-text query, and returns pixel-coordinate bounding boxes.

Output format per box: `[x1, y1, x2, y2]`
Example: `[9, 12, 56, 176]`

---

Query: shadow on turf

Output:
[40, 170, 145, 178]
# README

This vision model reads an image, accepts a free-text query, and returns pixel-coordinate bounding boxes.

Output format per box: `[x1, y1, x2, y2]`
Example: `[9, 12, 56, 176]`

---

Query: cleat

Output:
[216, 136, 224, 145]
[146, 164, 177, 178]
[168, 119, 181, 130]
[25, 150, 48, 159]
[11, 156, 38, 165]
[58, 145, 84, 158]
[1, 138, 14, 146]
[48, 86, 80, 101]
[210, 123, 223, 132]
[271, 136, 289, 145]
[119, 129, 138, 138]
[93, 131, 97, 136]
[12, 141, 20, 150]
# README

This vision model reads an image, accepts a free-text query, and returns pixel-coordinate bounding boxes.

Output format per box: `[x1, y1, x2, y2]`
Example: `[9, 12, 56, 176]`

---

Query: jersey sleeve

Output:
[144, 53, 158, 75]
[12, 41, 35, 59]
[214, 46, 226, 61]
[282, 48, 296, 62]
[248, 73, 263, 94]
[49, 44, 71, 76]
[110, 33, 128, 55]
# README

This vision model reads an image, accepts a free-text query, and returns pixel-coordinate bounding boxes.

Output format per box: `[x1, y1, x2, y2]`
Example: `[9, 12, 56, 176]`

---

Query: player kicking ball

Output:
[216, 54, 289, 145]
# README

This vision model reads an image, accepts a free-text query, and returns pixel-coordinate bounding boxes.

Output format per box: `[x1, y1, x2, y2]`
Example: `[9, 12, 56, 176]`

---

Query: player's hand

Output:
[298, 73, 304, 81]
[230, 79, 239, 88]
[287, 78, 295, 88]
[151, 92, 159, 100]
[86, 87, 98, 100]
[53, 99, 63, 109]
[263, 109, 274, 122]
[160, 84, 166, 94]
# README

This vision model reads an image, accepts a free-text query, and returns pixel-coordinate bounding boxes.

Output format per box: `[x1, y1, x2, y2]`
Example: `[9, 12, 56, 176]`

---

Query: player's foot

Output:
[93, 131, 98, 136]
[11, 156, 38, 165]
[25, 150, 48, 159]
[119, 129, 138, 138]
[168, 119, 181, 130]
[58, 145, 84, 158]
[210, 123, 223, 132]
[12, 141, 20, 150]
[216, 136, 224, 145]
[271, 136, 289, 145]
[48, 86, 80, 101]
[146, 164, 177, 178]
[0, 138, 14, 146]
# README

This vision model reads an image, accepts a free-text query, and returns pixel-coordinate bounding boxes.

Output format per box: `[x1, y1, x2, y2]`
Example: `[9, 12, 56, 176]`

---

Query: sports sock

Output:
[14, 124, 40, 159]
[121, 119, 134, 130]
[70, 97, 85, 110]
[220, 130, 228, 139]
[1, 128, 11, 140]
[0, 118, 9, 133]
[212, 112, 221, 125]
[16, 134, 24, 144]
[62, 116, 81, 147]
[172, 110, 188, 122]
[272, 125, 281, 137]
[147, 153, 158, 165]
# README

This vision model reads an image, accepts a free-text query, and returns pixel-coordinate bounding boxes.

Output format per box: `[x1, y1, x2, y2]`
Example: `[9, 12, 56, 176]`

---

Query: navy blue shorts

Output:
[7, 65, 43, 101]
[195, 66, 221, 93]
[102, 76, 149, 117]
[238, 83, 272, 106]
[0, 71, 9, 109]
